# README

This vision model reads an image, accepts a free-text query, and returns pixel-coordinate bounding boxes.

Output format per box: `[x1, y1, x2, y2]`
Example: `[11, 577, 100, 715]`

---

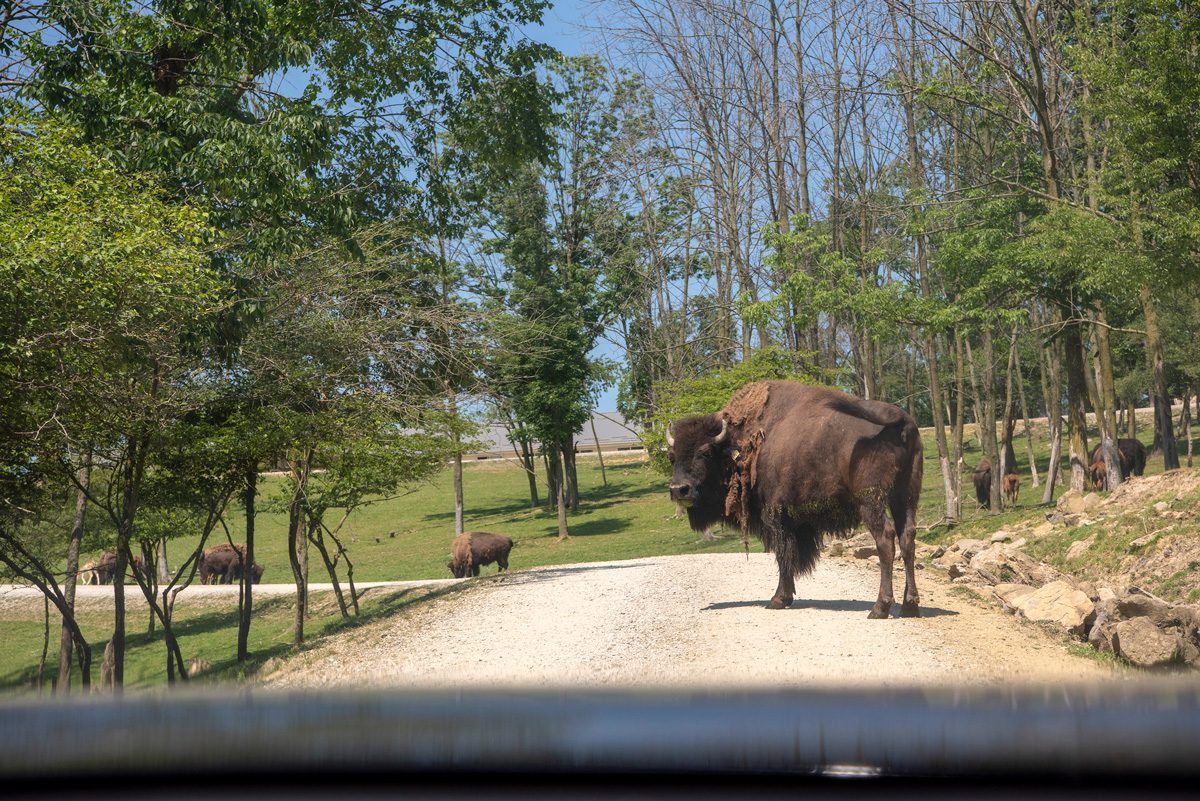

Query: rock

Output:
[915, 542, 936, 558]
[1097, 587, 1118, 604]
[990, 531, 1013, 543]
[1056, 489, 1082, 513]
[1010, 538, 1027, 549]
[1013, 580, 1096, 635]
[994, 583, 1036, 612]
[1153, 501, 1170, 512]
[1117, 592, 1173, 627]
[1081, 493, 1102, 512]
[846, 532, 878, 559]
[930, 546, 946, 559]
[867, 555, 880, 566]
[975, 567, 1001, 585]
[1076, 581, 1099, 602]
[1029, 522, 1056, 538]
[826, 541, 847, 557]
[856, 545, 880, 560]
[954, 539, 987, 559]
[1113, 617, 1183, 668]
[938, 550, 968, 570]
[188, 658, 211, 677]
[1063, 514, 1083, 527]
[1129, 532, 1160, 549]
[1045, 512, 1065, 525]
[948, 563, 969, 580]
[1064, 535, 1097, 561]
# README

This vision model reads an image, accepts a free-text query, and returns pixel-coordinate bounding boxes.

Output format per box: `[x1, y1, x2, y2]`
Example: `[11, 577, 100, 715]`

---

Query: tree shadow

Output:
[483, 562, 651, 587]
[702, 598, 958, 618]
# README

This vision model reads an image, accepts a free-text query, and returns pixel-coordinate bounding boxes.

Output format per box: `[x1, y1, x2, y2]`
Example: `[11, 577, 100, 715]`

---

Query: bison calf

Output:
[448, 532, 513, 578]
[1004, 473, 1020, 505]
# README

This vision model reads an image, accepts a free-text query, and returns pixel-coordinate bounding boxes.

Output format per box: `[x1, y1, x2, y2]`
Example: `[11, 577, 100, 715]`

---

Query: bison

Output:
[1089, 459, 1109, 491]
[1089, 438, 1145, 484]
[94, 552, 143, 585]
[972, 458, 992, 509]
[1004, 473, 1020, 506]
[198, 543, 263, 585]
[448, 532, 514, 578]
[667, 380, 923, 619]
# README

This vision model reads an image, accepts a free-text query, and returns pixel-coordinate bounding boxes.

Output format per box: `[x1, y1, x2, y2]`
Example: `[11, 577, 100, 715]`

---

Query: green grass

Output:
[6, 408, 1192, 695]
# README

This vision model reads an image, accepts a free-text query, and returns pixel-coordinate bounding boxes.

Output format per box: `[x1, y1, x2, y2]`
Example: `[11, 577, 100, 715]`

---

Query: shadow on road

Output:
[701, 598, 959, 618]
[482, 562, 655, 587]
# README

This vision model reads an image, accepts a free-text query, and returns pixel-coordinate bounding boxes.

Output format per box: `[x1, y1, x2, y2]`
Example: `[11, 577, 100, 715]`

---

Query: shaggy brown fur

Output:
[972, 458, 992, 509]
[198, 543, 264, 585]
[448, 532, 514, 578]
[1090, 460, 1108, 491]
[1004, 473, 1020, 505]
[668, 380, 923, 619]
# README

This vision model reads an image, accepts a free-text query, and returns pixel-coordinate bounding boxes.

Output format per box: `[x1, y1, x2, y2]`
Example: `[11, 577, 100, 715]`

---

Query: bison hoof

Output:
[766, 597, 793, 610]
[900, 602, 920, 618]
[867, 604, 891, 619]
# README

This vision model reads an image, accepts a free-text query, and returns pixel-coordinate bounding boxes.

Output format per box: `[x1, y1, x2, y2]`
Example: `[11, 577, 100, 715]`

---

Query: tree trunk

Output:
[1064, 324, 1091, 492]
[238, 464, 256, 662]
[288, 450, 313, 646]
[1142, 284, 1179, 469]
[1013, 347, 1040, 488]
[57, 453, 90, 695]
[591, 416, 607, 487]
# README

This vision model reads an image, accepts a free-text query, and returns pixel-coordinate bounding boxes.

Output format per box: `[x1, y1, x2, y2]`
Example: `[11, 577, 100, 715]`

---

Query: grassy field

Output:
[3, 406, 1194, 695]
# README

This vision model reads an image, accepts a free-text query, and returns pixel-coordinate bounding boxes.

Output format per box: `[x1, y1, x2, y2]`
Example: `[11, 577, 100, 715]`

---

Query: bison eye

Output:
[668, 451, 676, 463]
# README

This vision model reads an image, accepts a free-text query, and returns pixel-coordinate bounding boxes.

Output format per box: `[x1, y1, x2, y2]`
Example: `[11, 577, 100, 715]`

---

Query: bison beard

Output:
[668, 381, 923, 619]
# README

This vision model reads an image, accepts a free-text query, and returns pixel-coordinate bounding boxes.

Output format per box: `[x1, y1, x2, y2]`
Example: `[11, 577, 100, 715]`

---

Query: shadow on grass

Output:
[702, 598, 958, 617]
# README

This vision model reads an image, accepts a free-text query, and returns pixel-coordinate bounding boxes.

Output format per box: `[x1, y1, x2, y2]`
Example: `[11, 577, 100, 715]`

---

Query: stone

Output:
[1029, 522, 1056, 538]
[1010, 538, 1027, 549]
[1045, 512, 1065, 525]
[1153, 501, 1170, 512]
[1076, 581, 1098, 602]
[938, 550, 969, 570]
[994, 583, 1036, 612]
[1063, 514, 1083, 527]
[954, 539, 987, 559]
[1064, 535, 1097, 562]
[1097, 587, 1118, 604]
[1112, 617, 1183, 668]
[1117, 592, 1173, 627]
[1013, 580, 1096, 635]
[930, 546, 946, 559]
[915, 542, 936, 558]
[1088, 600, 1117, 654]
[1129, 532, 1160, 549]
[1056, 489, 1083, 513]
[948, 563, 969, 580]
[974, 567, 1001, 585]
[991, 531, 1013, 543]
[826, 541, 847, 557]
[855, 544, 880, 560]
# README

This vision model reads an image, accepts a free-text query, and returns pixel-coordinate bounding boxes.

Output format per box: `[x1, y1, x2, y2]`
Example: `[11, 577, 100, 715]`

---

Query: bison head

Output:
[251, 563, 264, 584]
[667, 414, 730, 521]
[447, 560, 467, 579]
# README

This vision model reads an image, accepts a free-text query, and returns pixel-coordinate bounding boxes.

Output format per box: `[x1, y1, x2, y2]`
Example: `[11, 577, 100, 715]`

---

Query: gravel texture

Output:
[261, 552, 1121, 689]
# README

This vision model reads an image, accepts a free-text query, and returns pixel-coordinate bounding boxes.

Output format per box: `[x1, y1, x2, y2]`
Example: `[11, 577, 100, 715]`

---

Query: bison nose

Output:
[670, 483, 693, 503]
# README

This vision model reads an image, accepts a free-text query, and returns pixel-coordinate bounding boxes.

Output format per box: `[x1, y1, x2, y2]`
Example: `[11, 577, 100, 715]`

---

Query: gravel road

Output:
[262, 552, 1121, 690]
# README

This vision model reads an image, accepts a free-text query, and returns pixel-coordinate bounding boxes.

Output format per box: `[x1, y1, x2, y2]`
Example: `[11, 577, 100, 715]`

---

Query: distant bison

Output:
[1004, 473, 1020, 506]
[448, 532, 513, 578]
[94, 552, 144, 585]
[1090, 439, 1146, 484]
[1089, 459, 1110, 491]
[668, 380, 923, 619]
[198, 543, 263, 585]
[972, 458, 992, 509]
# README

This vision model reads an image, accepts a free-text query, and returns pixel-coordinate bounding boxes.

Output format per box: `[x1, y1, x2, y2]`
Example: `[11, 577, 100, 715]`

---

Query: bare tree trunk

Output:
[591, 415, 607, 487]
[1142, 285, 1179, 469]
[1064, 324, 1091, 492]
[288, 449, 313, 646]
[57, 452, 90, 695]
[1013, 347, 1040, 487]
[238, 464, 255, 662]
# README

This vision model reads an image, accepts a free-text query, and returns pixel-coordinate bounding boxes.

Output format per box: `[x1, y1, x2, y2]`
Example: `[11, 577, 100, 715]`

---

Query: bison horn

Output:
[713, 417, 728, 444]
[666, 424, 675, 448]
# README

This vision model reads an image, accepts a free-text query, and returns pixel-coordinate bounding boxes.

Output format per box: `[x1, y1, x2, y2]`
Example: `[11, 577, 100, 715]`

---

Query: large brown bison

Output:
[447, 532, 514, 578]
[1089, 438, 1146, 484]
[972, 458, 992, 509]
[198, 543, 263, 585]
[667, 381, 923, 619]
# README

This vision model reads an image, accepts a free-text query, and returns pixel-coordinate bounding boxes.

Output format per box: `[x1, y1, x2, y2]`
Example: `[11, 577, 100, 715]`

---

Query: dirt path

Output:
[263, 552, 1122, 690]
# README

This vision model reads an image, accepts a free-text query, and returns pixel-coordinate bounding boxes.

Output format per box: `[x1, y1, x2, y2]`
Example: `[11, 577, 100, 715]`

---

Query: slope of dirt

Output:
[261, 552, 1122, 690]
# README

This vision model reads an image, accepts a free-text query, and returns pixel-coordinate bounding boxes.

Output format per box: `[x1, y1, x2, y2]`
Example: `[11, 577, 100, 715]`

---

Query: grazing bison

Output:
[667, 381, 923, 619]
[78, 560, 99, 585]
[447, 532, 514, 579]
[1004, 473, 1020, 506]
[198, 543, 263, 585]
[1090, 439, 1145, 483]
[94, 552, 143, 585]
[1089, 459, 1109, 491]
[972, 458, 992, 509]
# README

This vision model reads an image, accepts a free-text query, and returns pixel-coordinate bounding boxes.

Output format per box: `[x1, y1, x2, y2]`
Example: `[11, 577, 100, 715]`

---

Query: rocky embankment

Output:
[836, 470, 1200, 670]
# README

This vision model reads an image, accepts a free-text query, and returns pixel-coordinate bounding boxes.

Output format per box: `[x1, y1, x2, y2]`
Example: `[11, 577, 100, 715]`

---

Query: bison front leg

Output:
[762, 515, 795, 609]
[862, 504, 895, 619]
